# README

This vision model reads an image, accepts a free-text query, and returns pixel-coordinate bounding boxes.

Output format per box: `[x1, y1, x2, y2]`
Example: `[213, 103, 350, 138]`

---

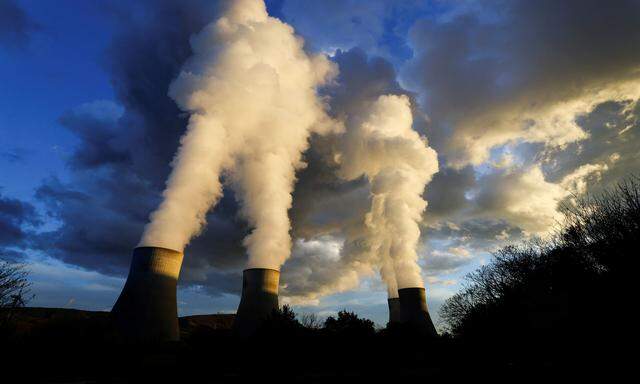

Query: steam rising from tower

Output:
[113, 0, 336, 341]
[337, 95, 438, 297]
[112, 0, 440, 339]
[139, 0, 337, 270]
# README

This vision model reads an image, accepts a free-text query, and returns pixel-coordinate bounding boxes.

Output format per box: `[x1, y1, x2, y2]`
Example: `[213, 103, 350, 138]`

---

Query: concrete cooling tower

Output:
[233, 268, 280, 337]
[387, 297, 402, 324]
[111, 246, 183, 342]
[398, 287, 438, 337]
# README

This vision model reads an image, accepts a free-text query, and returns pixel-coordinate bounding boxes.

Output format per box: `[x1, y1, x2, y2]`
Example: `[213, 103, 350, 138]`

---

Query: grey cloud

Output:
[424, 252, 471, 276]
[290, 47, 409, 241]
[35, 176, 146, 276]
[323, 48, 407, 116]
[58, 101, 130, 170]
[277, 0, 435, 61]
[279, 0, 387, 54]
[424, 165, 475, 219]
[0, 191, 40, 250]
[0, 0, 38, 50]
[195, 268, 243, 298]
[403, 0, 640, 165]
[544, 100, 640, 189]
[425, 218, 523, 252]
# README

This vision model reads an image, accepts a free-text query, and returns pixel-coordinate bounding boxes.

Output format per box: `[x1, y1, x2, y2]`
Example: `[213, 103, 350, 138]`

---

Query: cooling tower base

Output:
[387, 297, 402, 324]
[233, 268, 280, 337]
[398, 287, 438, 337]
[111, 246, 183, 342]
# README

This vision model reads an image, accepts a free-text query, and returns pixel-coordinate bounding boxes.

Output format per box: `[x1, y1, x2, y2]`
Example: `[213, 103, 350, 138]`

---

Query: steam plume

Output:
[337, 95, 438, 290]
[139, 0, 336, 270]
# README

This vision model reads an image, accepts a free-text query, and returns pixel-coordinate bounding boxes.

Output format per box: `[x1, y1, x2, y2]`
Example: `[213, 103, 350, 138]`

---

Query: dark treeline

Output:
[1, 178, 636, 381]
[440, 176, 638, 374]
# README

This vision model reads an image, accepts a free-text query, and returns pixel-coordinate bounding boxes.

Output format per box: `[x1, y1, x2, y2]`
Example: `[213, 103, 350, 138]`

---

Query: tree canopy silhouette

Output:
[440, 176, 638, 361]
[324, 310, 375, 337]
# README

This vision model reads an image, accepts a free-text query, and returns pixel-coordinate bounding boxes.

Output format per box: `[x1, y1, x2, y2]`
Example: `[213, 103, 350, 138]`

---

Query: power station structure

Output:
[387, 297, 402, 324]
[398, 287, 438, 336]
[111, 246, 184, 342]
[110, 246, 434, 340]
[233, 268, 280, 337]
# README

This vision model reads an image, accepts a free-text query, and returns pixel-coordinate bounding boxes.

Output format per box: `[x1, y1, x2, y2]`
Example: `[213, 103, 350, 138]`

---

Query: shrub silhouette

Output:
[0, 260, 32, 310]
[440, 177, 639, 364]
[0, 260, 33, 338]
[324, 310, 375, 337]
[256, 304, 304, 337]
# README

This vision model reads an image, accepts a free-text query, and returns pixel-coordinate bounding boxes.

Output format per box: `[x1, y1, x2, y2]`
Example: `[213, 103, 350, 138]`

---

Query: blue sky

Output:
[1, 0, 639, 327]
[1, 1, 114, 196]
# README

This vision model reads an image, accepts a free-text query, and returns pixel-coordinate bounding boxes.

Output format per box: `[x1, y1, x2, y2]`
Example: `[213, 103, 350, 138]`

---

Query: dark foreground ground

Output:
[0, 307, 624, 383]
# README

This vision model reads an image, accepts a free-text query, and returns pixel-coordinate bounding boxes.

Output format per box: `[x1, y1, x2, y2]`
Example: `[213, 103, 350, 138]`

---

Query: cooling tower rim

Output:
[134, 245, 183, 254]
[243, 267, 280, 273]
[398, 287, 426, 293]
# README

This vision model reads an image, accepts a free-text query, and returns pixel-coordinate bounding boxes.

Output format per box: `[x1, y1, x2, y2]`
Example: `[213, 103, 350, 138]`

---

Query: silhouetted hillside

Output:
[440, 177, 638, 374]
[1, 307, 236, 340]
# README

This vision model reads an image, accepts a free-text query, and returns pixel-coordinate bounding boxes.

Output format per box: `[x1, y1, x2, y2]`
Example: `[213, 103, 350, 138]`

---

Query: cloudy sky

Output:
[1, 0, 639, 327]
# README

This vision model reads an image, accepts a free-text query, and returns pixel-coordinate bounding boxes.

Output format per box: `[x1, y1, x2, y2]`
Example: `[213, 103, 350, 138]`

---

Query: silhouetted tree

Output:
[324, 310, 375, 337]
[257, 305, 303, 336]
[1, 260, 34, 335]
[560, 176, 640, 278]
[0, 260, 32, 309]
[300, 312, 321, 330]
[440, 177, 639, 365]
[440, 243, 559, 338]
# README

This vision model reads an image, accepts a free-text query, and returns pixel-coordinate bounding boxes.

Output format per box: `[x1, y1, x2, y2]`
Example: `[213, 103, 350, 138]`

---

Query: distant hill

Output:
[179, 313, 235, 339]
[2, 307, 235, 339]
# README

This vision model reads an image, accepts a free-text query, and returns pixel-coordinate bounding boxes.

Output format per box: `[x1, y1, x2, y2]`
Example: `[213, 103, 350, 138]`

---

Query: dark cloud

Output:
[290, 48, 406, 239]
[544, 100, 640, 189]
[102, 0, 221, 187]
[58, 101, 130, 170]
[35, 176, 145, 275]
[324, 48, 406, 116]
[0, 191, 39, 251]
[277, 0, 433, 61]
[0, 0, 38, 50]
[424, 166, 475, 219]
[426, 218, 522, 250]
[403, 0, 640, 165]
[279, 0, 388, 54]
[395, 0, 640, 258]
[424, 251, 472, 276]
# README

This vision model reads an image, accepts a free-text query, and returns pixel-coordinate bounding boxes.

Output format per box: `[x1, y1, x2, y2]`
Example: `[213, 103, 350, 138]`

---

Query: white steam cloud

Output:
[337, 95, 439, 293]
[139, 0, 337, 270]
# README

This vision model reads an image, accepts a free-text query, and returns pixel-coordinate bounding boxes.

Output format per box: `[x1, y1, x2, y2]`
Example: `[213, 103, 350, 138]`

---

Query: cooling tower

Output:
[233, 268, 280, 337]
[111, 246, 183, 342]
[398, 287, 438, 336]
[388, 297, 402, 324]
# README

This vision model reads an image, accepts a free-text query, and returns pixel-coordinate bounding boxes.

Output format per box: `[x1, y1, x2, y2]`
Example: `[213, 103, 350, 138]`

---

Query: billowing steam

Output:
[139, 0, 337, 270]
[336, 95, 438, 291]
